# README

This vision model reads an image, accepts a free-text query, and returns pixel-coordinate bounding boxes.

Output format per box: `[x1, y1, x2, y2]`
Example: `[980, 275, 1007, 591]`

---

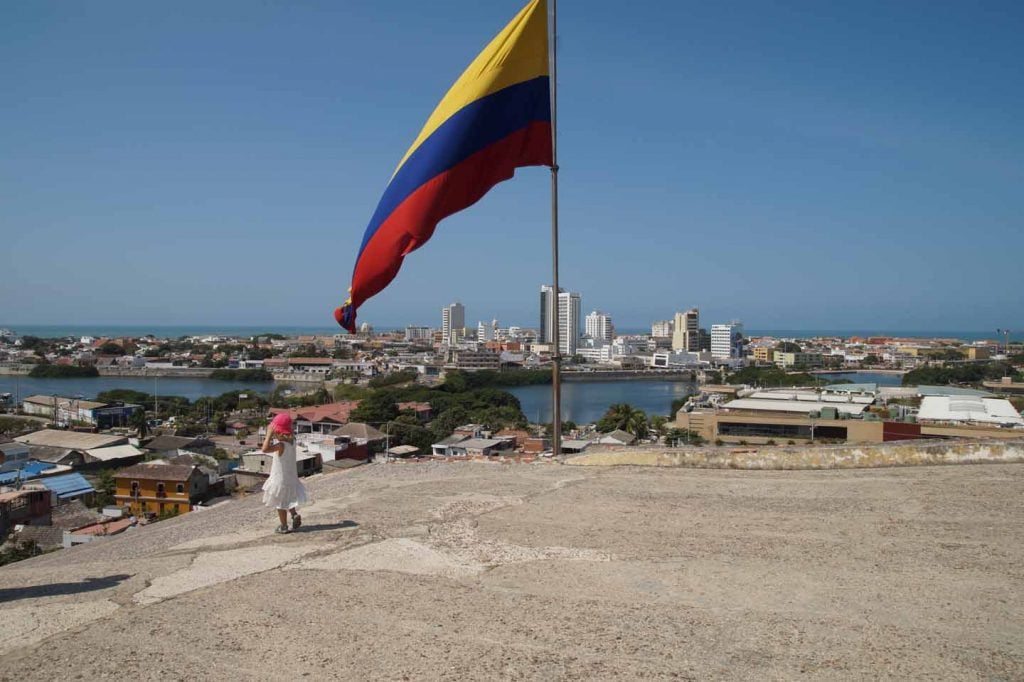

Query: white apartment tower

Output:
[651, 320, 674, 338]
[671, 308, 700, 352]
[559, 291, 582, 356]
[711, 321, 744, 359]
[441, 302, 465, 345]
[477, 319, 498, 342]
[585, 310, 614, 343]
[539, 285, 581, 355]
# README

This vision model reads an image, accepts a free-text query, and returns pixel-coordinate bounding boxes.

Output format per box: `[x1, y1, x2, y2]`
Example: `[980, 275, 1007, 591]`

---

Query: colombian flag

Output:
[336, 0, 552, 332]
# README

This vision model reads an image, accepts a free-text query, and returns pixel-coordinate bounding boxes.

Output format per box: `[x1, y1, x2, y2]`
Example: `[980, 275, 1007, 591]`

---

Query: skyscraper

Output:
[558, 291, 582, 356]
[539, 285, 581, 355]
[539, 285, 558, 344]
[585, 310, 614, 343]
[441, 302, 465, 345]
[711, 321, 744, 359]
[672, 308, 700, 352]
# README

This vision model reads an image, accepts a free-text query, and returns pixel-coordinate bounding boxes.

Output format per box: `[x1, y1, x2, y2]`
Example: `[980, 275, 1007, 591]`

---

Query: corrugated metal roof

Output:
[15, 429, 127, 450]
[0, 460, 61, 485]
[918, 397, 1024, 426]
[723, 398, 869, 416]
[86, 444, 145, 461]
[39, 473, 96, 499]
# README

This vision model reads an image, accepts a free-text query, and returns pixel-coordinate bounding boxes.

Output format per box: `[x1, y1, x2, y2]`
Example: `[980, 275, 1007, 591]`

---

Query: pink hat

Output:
[270, 412, 293, 435]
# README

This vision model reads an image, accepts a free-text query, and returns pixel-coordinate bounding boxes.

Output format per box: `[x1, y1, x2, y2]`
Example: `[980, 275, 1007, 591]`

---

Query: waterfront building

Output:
[651, 320, 673, 338]
[773, 351, 825, 368]
[585, 311, 614, 343]
[441, 302, 465, 346]
[671, 308, 700, 352]
[711, 322, 744, 360]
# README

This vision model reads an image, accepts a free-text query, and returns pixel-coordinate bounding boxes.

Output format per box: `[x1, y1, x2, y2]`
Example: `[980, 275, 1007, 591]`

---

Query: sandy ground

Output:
[1, 460, 1022, 680]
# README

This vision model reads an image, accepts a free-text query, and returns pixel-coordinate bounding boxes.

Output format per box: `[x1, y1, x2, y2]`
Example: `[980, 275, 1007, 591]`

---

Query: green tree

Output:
[95, 469, 116, 508]
[775, 341, 802, 353]
[349, 391, 399, 425]
[129, 410, 149, 439]
[596, 403, 649, 438]
[99, 342, 126, 356]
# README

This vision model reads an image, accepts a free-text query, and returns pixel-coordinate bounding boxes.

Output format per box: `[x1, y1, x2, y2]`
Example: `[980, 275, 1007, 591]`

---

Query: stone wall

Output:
[567, 439, 1024, 470]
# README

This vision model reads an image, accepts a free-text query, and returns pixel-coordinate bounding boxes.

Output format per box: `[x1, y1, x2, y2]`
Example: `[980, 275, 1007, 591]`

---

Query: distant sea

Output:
[0, 324, 1008, 344]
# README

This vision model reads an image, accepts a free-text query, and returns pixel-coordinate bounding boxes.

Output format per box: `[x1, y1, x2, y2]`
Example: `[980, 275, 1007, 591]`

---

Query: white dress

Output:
[262, 440, 308, 510]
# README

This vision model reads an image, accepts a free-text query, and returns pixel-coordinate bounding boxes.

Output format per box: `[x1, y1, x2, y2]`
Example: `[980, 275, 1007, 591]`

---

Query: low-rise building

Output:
[115, 463, 208, 516]
[0, 489, 52, 541]
[773, 351, 825, 368]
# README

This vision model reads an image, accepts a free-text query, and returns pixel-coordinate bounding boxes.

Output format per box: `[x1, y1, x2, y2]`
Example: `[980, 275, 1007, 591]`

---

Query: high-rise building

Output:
[651, 320, 674, 338]
[441, 302, 465, 345]
[539, 285, 558, 343]
[585, 310, 614, 343]
[477, 319, 498, 342]
[671, 308, 700, 352]
[540, 285, 581, 354]
[711, 321, 744, 359]
[559, 291, 582, 356]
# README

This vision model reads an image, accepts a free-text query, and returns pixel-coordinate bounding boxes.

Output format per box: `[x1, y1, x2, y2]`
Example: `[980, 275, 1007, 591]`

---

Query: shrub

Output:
[714, 438, 724, 446]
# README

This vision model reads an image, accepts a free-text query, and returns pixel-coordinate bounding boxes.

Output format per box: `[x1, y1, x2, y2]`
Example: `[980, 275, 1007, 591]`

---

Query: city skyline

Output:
[3, 1, 1023, 331]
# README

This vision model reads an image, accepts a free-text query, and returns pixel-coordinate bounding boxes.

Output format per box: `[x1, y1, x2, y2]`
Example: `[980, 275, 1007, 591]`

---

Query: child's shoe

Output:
[275, 525, 290, 534]
[292, 514, 302, 530]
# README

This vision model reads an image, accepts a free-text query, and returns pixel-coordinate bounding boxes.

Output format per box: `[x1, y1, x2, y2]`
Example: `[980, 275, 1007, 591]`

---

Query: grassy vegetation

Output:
[28, 364, 99, 378]
[902, 362, 1021, 386]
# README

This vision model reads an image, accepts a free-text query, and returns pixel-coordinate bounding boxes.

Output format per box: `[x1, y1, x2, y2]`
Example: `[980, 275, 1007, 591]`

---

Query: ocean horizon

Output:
[0, 323, 1010, 344]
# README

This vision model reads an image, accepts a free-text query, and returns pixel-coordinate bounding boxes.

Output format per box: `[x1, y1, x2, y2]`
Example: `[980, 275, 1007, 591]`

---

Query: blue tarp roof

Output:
[0, 460, 56, 485]
[38, 473, 95, 499]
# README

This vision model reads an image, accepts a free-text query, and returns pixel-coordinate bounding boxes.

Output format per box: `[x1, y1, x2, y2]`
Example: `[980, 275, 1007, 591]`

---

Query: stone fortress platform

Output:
[1, 453, 1022, 679]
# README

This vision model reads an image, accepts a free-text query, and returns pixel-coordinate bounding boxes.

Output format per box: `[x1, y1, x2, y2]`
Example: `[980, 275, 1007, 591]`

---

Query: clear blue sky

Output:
[3, 0, 1022, 332]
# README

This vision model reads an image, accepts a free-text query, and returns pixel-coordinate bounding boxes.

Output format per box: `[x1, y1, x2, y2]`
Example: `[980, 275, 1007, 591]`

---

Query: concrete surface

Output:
[1, 460, 1022, 680]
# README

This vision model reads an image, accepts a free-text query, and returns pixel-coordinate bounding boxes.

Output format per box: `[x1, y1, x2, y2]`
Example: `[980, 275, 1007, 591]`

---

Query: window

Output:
[176, 483, 185, 494]
[156, 482, 166, 497]
[130, 481, 140, 497]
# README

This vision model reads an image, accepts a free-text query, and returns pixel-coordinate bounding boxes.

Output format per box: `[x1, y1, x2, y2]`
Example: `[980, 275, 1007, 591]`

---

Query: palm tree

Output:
[129, 410, 149, 439]
[597, 403, 649, 439]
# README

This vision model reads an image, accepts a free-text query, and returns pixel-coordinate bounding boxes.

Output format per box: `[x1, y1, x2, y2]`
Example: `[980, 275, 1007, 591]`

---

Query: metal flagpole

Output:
[549, 0, 562, 459]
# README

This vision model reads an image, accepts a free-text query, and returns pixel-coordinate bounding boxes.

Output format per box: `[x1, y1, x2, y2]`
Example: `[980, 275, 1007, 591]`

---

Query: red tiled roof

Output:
[270, 401, 361, 424]
[397, 402, 431, 413]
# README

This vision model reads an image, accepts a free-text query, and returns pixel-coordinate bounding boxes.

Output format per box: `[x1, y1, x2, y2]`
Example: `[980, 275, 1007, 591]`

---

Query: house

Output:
[386, 445, 420, 458]
[115, 463, 209, 516]
[0, 439, 32, 472]
[396, 402, 432, 421]
[596, 430, 637, 446]
[0, 461, 69, 487]
[15, 429, 128, 452]
[0, 489, 52, 540]
[36, 473, 97, 505]
[432, 434, 470, 456]
[50, 499, 104, 532]
[449, 438, 513, 457]
[26, 445, 88, 468]
[329, 422, 386, 445]
[84, 444, 146, 467]
[269, 402, 361, 434]
[239, 451, 323, 477]
[495, 429, 532, 449]
[141, 435, 216, 459]
[559, 440, 591, 455]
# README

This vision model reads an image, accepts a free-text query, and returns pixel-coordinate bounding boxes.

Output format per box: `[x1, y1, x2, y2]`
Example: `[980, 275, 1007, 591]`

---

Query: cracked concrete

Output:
[1, 460, 1023, 680]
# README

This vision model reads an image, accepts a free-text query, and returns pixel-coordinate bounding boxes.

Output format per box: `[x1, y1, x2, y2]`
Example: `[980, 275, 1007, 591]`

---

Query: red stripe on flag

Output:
[340, 120, 551, 332]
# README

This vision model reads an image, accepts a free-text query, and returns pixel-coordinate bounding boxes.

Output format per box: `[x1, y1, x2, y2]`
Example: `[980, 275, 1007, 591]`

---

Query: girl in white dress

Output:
[262, 412, 308, 533]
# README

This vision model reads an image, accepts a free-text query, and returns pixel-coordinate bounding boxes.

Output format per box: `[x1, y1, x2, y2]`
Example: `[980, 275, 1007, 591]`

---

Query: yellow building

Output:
[115, 463, 207, 516]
